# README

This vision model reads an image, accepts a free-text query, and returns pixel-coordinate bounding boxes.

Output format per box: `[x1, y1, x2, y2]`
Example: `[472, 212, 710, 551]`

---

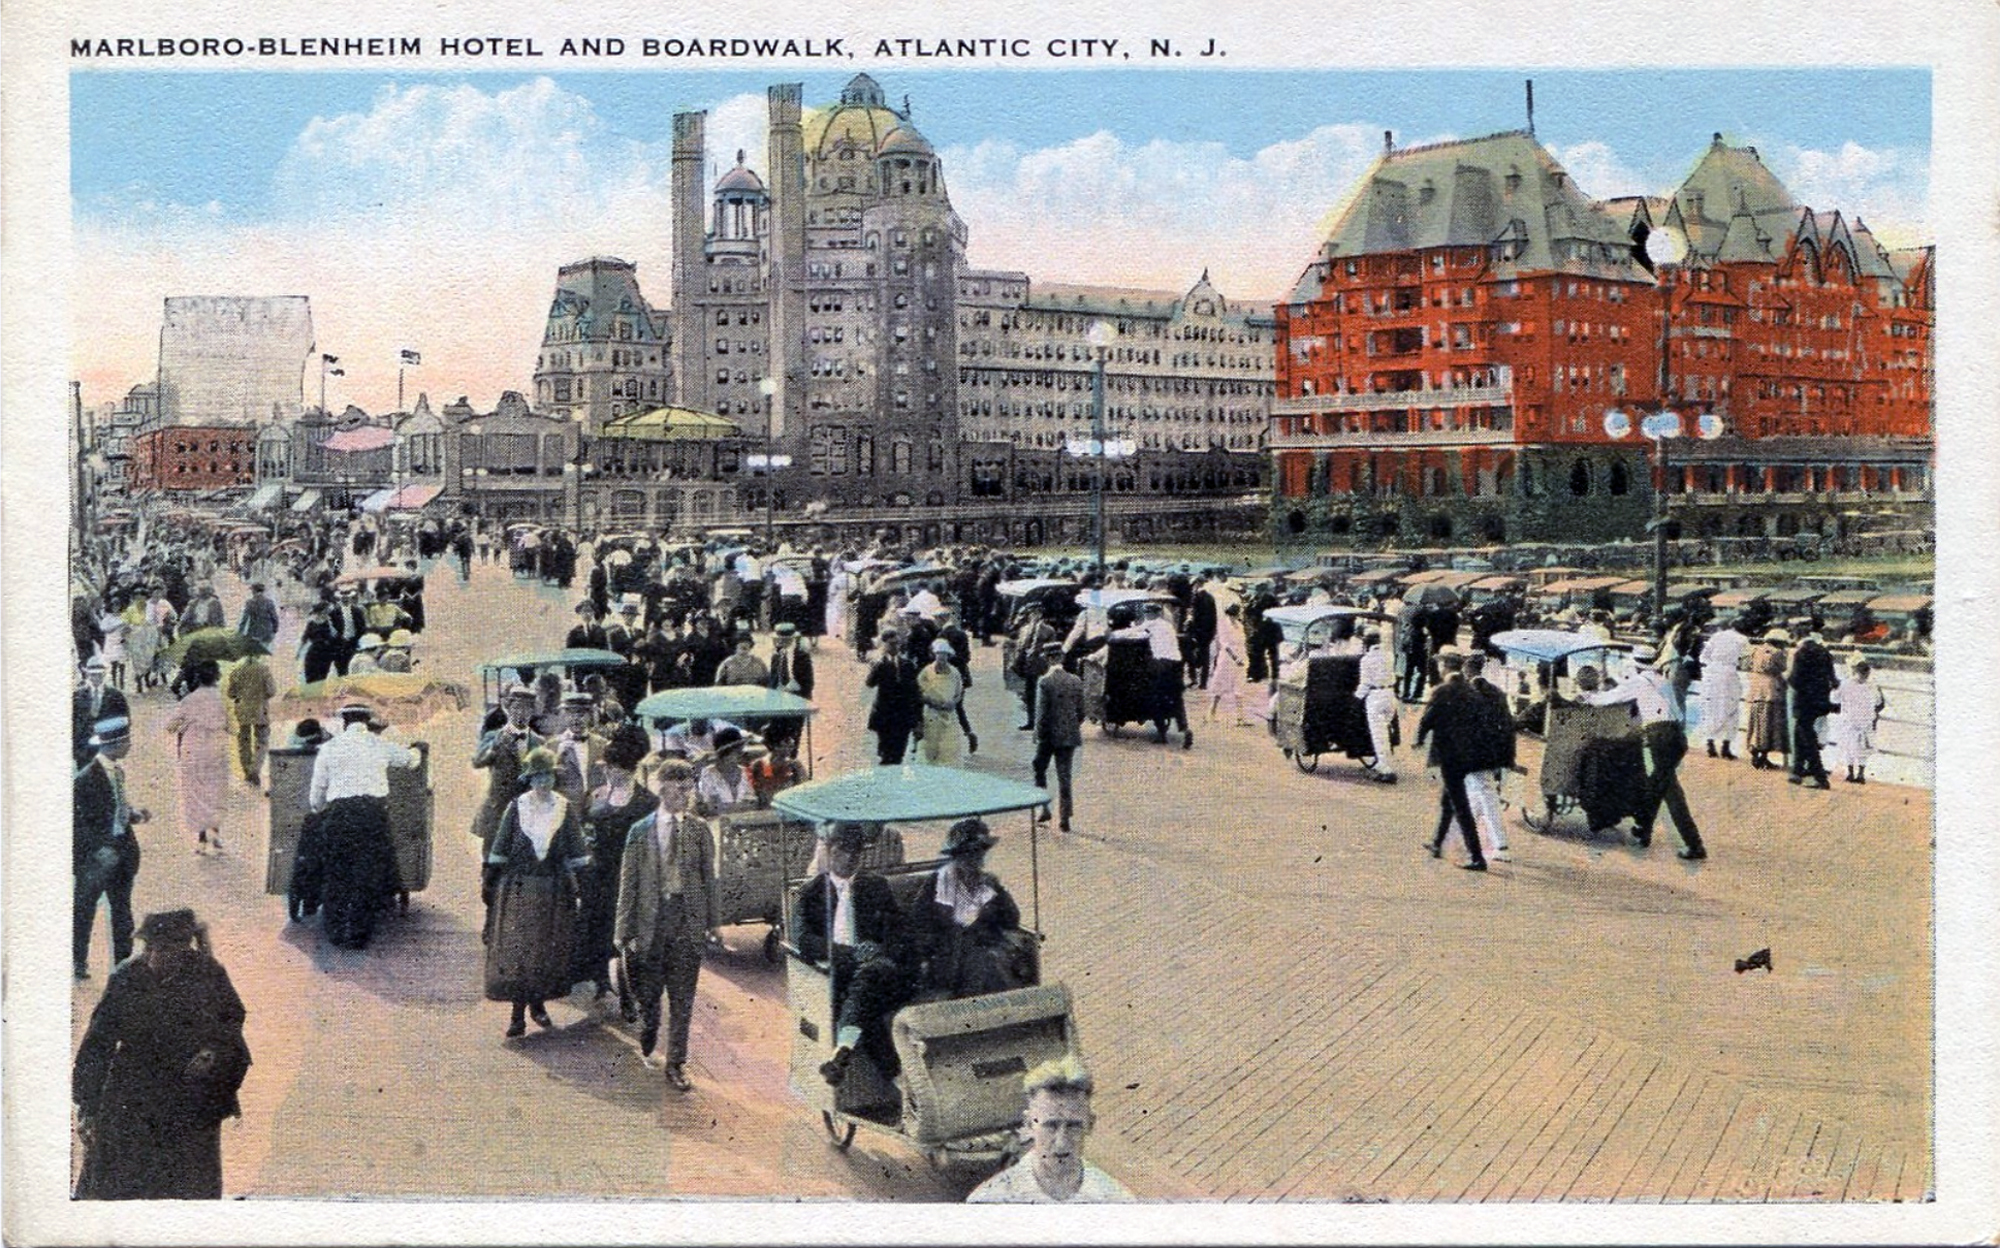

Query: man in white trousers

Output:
[1356, 629, 1397, 784]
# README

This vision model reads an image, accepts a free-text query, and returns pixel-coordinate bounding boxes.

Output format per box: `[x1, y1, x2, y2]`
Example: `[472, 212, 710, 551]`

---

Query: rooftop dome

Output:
[715, 151, 765, 195]
[804, 73, 908, 160]
[878, 125, 934, 158]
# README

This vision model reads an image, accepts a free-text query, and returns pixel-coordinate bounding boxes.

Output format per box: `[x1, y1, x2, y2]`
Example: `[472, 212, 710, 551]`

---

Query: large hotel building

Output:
[1268, 129, 1932, 547]
[522, 73, 1269, 543]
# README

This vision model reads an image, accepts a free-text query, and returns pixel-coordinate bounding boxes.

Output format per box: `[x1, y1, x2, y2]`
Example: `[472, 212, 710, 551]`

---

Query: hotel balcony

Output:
[1267, 425, 1516, 450]
[1272, 381, 1513, 417]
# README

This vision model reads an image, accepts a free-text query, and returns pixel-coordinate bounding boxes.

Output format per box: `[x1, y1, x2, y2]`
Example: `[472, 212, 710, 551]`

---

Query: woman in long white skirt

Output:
[1830, 659, 1886, 784]
[825, 564, 851, 645]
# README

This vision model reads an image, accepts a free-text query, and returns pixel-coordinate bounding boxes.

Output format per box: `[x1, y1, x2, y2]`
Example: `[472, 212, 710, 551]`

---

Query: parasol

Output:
[165, 627, 269, 667]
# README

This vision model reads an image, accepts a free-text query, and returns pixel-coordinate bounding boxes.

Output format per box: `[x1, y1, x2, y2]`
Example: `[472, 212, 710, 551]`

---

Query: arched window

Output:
[1569, 459, 1593, 496]
[1607, 461, 1631, 495]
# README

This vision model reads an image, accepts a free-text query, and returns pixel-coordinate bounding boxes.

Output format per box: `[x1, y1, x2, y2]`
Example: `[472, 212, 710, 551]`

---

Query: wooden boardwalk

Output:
[71, 563, 1932, 1203]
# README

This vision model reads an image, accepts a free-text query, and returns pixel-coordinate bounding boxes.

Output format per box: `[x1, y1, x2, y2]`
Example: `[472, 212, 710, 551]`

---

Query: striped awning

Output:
[289, 488, 323, 513]
[245, 482, 284, 511]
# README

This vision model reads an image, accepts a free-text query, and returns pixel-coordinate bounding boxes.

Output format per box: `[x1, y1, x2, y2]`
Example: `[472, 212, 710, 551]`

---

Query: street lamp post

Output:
[745, 451, 793, 545]
[1084, 320, 1118, 579]
[1606, 407, 1723, 620]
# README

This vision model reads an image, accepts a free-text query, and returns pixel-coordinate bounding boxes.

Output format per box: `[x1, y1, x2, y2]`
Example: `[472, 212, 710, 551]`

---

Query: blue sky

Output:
[70, 68, 1929, 410]
[72, 68, 1929, 221]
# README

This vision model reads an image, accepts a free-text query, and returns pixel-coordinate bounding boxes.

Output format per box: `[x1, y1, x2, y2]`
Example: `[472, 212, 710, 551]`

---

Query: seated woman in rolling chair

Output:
[905, 818, 1036, 1000]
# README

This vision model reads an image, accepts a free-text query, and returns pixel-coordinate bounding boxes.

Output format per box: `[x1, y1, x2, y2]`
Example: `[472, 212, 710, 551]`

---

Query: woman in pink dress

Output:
[1207, 601, 1252, 725]
[163, 662, 231, 855]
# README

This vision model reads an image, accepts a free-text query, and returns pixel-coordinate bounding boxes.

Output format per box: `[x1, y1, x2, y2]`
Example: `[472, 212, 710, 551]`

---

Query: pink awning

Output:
[320, 426, 396, 453]
[387, 483, 443, 510]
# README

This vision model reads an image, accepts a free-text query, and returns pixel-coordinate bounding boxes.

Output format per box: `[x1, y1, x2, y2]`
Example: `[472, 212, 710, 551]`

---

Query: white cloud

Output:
[944, 122, 1411, 304]
[1773, 140, 1930, 245]
[1550, 140, 1650, 202]
[704, 92, 769, 187]
[79, 78, 686, 412]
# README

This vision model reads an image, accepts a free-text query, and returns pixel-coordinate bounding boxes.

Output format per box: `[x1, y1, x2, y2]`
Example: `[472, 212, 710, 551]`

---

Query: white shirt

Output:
[1111, 617, 1180, 661]
[659, 719, 742, 757]
[828, 872, 857, 946]
[906, 588, 945, 619]
[309, 723, 419, 810]
[1584, 669, 1675, 724]
[734, 553, 761, 580]
[697, 765, 756, 813]
[770, 563, 807, 599]
[515, 792, 566, 858]
[1698, 627, 1749, 673]
[933, 865, 996, 927]
[966, 1156, 1134, 1203]
[1356, 646, 1392, 695]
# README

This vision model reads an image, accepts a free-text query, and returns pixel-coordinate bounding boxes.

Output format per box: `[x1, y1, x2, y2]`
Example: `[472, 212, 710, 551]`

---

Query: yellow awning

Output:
[598, 406, 743, 442]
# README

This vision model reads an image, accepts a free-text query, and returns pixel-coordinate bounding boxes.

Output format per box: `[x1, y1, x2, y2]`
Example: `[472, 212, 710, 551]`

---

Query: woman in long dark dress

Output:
[73, 909, 251, 1200]
[483, 747, 589, 1038]
[574, 725, 654, 1019]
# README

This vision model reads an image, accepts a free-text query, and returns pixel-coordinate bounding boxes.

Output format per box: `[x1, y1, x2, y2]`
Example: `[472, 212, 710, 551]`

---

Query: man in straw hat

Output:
[73, 654, 130, 767]
[72, 908, 251, 1199]
[614, 757, 713, 1093]
[308, 702, 422, 948]
[74, 715, 149, 979]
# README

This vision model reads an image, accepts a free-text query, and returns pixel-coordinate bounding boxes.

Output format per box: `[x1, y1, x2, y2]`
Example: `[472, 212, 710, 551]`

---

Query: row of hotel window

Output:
[1290, 457, 1926, 500]
[956, 370, 1268, 397]
[959, 310, 1266, 345]
[959, 401, 1266, 423]
[962, 430, 1265, 452]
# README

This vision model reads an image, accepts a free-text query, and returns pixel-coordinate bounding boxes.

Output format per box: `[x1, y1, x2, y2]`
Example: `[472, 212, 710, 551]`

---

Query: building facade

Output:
[607, 73, 1270, 544]
[1269, 131, 1933, 547]
[133, 296, 314, 492]
[532, 257, 675, 431]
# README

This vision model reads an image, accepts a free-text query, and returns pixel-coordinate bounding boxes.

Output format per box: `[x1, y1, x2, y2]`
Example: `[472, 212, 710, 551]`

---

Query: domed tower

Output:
[876, 122, 939, 199]
[710, 151, 768, 259]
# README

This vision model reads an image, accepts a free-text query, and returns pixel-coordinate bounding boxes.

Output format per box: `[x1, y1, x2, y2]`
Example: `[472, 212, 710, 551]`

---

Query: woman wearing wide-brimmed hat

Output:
[906, 818, 1028, 999]
[73, 909, 251, 1200]
[483, 746, 588, 1038]
[1743, 627, 1792, 769]
[575, 724, 654, 1017]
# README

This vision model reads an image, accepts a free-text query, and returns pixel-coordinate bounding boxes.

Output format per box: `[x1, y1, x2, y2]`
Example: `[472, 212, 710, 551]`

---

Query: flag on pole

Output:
[400, 349, 422, 365]
[322, 354, 339, 364]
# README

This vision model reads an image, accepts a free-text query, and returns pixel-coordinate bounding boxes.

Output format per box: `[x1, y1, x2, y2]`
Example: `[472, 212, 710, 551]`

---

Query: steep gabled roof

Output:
[1308, 130, 1643, 283]
[1672, 135, 1797, 229]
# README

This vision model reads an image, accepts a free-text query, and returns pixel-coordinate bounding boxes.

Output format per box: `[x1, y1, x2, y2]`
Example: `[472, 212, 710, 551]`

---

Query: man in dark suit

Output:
[1786, 620, 1837, 789]
[1415, 651, 1491, 871]
[325, 587, 369, 676]
[73, 656, 131, 766]
[768, 622, 816, 699]
[74, 716, 148, 978]
[1184, 577, 1219, 690]
[1032, 648, 1085, 831]
[566, 600, 610, 650]
[795, 822, 912, 1085]
[865, 627, 922, 765]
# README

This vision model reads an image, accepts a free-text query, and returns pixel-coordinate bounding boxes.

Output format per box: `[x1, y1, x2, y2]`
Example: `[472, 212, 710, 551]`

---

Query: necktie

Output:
[108, 761, 128, 837]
